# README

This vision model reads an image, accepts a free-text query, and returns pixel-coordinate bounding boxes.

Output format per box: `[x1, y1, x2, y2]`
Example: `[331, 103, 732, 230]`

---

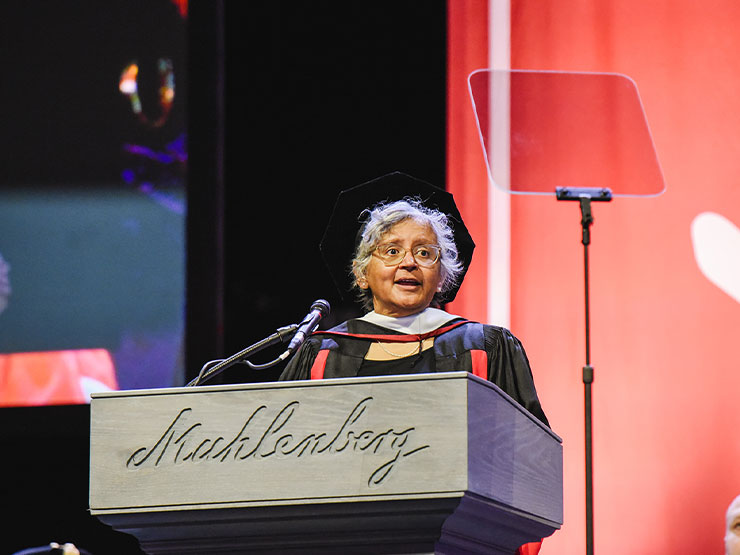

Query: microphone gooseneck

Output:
[187, 299, 330, 386]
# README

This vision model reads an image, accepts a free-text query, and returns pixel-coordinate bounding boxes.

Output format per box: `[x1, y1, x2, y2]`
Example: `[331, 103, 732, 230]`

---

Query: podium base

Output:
[100, 494, 553, 554]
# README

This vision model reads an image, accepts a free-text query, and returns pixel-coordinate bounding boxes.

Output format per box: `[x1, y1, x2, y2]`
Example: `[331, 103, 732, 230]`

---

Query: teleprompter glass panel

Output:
[468, 69, 666, 197]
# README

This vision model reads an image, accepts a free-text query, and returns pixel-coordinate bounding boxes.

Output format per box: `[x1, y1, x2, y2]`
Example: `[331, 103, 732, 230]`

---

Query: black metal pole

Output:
[556, 187, 611, 555]
[580, 197, 595, 555]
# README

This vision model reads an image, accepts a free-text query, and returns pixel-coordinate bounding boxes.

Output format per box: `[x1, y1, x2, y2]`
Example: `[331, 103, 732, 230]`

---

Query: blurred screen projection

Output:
[0, 0, 187, 407]
[468, 69, 666, 197]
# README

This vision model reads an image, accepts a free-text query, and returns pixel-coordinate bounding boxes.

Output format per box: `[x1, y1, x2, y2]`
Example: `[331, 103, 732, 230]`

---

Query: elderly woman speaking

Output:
[279, 172, 548, 427]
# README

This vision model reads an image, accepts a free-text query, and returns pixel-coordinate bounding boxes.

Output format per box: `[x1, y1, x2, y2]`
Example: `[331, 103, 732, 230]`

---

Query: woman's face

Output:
[359, 219, 443, 317]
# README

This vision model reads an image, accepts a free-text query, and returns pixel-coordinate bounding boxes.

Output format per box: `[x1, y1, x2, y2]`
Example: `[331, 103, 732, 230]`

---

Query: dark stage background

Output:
[2, 1, 447, 552]
[187, 1, 448, 386]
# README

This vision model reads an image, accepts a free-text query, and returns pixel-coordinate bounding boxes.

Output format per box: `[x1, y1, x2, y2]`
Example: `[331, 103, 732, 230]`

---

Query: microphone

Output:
[285, 299, 331, 354]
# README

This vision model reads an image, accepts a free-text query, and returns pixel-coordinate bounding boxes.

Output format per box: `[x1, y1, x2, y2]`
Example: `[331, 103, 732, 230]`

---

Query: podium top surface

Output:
[91, 372, 559, 440]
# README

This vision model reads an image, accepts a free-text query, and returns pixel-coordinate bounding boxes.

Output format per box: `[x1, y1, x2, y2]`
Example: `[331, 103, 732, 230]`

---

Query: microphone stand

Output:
[556, 186, 612, 555]
[187, 324, 298, 387]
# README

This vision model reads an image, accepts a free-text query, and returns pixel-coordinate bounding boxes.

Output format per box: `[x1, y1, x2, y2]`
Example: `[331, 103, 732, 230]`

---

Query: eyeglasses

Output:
[374, 243, 441, 267]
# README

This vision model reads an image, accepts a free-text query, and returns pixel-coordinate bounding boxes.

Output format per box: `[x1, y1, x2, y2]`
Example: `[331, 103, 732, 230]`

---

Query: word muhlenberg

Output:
[126, 396, 430, 486]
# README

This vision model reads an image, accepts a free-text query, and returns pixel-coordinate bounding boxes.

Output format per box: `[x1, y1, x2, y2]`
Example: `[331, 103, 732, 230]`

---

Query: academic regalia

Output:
[284, 172, 548, 555]
[279, 308, 549, 427]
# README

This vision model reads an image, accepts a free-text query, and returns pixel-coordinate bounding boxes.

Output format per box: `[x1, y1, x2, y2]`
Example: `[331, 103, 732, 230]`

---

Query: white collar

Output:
[358, 307, 461, 335]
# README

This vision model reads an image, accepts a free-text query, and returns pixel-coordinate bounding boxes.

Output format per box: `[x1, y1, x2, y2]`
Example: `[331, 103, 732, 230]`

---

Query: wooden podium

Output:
[90, 372, 562, 554]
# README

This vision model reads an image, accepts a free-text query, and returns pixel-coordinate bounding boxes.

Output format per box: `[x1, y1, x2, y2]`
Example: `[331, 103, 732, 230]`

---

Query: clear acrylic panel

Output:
[468, 69, 666, 197]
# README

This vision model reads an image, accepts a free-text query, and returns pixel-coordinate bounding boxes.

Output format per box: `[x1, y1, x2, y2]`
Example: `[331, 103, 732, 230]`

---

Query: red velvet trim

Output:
[310, 349, 329, 380]
[516, 540, 543, 555]
[470, 349, 488, 379]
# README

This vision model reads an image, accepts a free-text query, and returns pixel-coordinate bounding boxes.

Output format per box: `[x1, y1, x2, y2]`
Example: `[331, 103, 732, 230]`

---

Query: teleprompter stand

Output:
[556, 186, 613, 555]
[468, 69, 666, 554]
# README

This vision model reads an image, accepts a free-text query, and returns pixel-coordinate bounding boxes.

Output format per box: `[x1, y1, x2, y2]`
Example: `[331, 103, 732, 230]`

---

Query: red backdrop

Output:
[448, 1, 740, 552]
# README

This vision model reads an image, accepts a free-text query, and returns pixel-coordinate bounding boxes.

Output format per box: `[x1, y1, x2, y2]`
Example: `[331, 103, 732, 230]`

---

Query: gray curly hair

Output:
[350, 198, 464, 312]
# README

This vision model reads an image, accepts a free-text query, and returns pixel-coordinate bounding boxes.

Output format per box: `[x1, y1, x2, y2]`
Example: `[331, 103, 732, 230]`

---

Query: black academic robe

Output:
[279, 317, 549, 427]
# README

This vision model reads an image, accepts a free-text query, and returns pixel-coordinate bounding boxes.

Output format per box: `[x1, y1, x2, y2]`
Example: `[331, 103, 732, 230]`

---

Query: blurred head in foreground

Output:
[726, 495, 740, 555]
